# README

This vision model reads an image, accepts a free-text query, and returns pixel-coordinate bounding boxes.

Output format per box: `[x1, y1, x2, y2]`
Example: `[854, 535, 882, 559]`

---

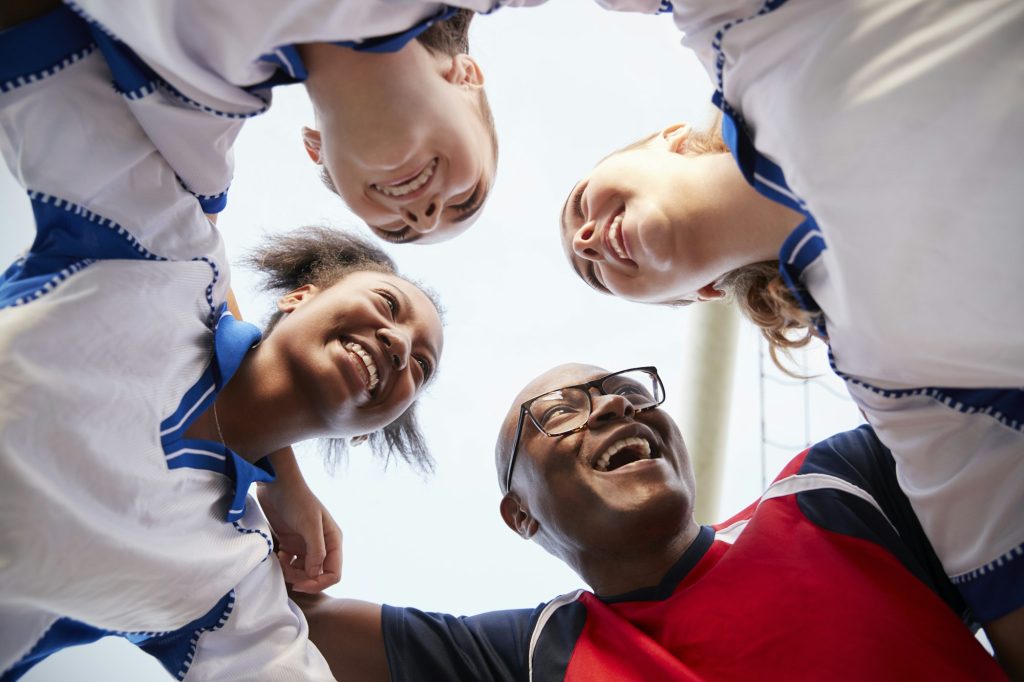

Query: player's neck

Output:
[580, 520, 702, 597]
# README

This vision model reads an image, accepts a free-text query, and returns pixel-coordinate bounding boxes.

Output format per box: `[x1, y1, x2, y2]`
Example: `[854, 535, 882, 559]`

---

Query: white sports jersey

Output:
[64, 0, 546, 213]
[602, 0, 1024, 623]
[0, 9, 333, 680]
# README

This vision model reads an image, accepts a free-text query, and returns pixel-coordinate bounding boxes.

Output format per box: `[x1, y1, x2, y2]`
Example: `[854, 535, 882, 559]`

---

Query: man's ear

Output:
[445, 54, 484, 88]
[661, 123, 691, 154]
[499, 494, 539, 540]
[301, 126, 323, 164]
[277, 284, 319, 314]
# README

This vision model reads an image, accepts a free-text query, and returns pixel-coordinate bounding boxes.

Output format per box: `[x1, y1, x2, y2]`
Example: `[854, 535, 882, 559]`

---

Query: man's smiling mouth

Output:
[593, 436, 654, 472]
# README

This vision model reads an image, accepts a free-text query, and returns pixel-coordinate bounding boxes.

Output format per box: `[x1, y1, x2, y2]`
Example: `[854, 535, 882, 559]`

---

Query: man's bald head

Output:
[494, 363, 606, 489]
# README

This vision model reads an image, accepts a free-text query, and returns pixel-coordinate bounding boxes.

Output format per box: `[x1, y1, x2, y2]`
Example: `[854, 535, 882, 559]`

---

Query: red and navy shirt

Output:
[381, 426, 1005, 681]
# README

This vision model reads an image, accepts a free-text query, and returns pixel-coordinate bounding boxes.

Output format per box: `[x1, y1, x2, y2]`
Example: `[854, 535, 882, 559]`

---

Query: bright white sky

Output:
[1, 2, 862, 679]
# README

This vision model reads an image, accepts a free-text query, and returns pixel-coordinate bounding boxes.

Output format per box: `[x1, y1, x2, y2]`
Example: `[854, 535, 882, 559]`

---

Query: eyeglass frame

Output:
[503, 366, 666, 494]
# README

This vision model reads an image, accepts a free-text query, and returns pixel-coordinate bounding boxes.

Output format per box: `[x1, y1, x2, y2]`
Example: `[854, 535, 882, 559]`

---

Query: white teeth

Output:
[344, 342, 379, 392]
[373, 159, 437, 197]
[594, 436, 651, 472]
[608, 213, 627, 260]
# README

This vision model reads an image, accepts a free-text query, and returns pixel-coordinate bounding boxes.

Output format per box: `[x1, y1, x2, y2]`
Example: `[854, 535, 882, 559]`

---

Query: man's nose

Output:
[587, 391, 635, 427]
[573, 220, 603, 262]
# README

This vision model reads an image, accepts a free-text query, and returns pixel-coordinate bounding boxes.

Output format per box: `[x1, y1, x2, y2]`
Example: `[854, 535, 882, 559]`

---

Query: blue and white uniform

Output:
[63, 0, 544, 213]
[598, 0, 1024, 623]
[0, 10, 333, 680]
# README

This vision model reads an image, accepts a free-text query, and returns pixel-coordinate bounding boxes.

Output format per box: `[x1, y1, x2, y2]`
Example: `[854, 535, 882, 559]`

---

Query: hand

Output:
[258, 478, 342, 594]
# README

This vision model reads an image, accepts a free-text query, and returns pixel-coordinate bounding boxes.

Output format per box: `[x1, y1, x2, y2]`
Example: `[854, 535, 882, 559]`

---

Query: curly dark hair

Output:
[245, 226, 441, 473]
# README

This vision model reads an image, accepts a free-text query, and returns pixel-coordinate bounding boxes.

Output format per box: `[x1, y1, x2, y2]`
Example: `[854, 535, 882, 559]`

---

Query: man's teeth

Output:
[373, 159, 437, 197]
[609, 213, 627, 259]
[344, 342, 379, 391]
[594, 436, 651, 472]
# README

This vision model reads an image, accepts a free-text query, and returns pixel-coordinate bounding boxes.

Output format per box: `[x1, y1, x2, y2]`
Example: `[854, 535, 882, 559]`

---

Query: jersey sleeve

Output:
[0, 6, 227, 309]
[793, 426, 976, 624]
[381, 604, 537, 682]
[173, 553, 335, 681]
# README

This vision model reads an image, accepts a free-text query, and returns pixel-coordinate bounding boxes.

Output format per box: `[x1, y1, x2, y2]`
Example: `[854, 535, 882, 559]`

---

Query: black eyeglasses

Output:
[503, 367, 666, 493]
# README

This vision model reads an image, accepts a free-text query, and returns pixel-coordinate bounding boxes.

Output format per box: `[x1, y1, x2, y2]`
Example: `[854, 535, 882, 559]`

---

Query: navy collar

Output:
[598, 525, 715, 604]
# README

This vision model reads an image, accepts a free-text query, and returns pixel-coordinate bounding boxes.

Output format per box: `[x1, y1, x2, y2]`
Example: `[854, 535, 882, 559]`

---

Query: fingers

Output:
[301, 513, 327, 579]
[320, 511, 343, 588]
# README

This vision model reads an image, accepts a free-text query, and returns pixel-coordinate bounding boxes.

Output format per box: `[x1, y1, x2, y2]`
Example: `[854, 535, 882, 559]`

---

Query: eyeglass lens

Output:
[528, 369, 662, 436]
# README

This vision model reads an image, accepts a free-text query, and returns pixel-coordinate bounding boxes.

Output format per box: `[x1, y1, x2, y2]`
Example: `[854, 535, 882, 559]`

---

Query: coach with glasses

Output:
[294, 363, 1007, 680]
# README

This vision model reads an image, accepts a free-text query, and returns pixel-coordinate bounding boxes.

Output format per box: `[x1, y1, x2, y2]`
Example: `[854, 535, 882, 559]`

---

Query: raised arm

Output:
[292, 593, 390, 682]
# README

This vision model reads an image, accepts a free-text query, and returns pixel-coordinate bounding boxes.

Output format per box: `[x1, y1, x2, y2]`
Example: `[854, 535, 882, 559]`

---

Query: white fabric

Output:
[0, 43, 333, 680]
[657, 0, 1024, 585]
[67, 0, 544, 204]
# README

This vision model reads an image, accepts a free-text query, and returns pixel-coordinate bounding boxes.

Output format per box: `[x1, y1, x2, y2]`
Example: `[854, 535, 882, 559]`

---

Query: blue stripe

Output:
[710, 0, 807, 214]
[158, 310, 271, 520]
[0, 6, 94, 93]
[830, 356, 1024, 434]
[0, 192, 166, 309]
[714, 92, 806, 213]
[2, 619, 108, 681]
[334, 6, 460, 54]
[251, 45, 308, 91]
[776, 216, 826, 330]
[951, 542, 1024, 622]
[66, 1, 269, 119]
[137, 591, 236, 680]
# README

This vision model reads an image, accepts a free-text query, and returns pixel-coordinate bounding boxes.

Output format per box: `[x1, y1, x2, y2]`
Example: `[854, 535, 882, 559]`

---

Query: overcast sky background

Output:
[1, 2, 865, 679]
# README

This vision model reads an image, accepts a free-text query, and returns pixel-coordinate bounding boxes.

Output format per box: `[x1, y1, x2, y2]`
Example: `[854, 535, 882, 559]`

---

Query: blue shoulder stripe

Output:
[334, 6, 460, 54]
[0, 5, 95, 94]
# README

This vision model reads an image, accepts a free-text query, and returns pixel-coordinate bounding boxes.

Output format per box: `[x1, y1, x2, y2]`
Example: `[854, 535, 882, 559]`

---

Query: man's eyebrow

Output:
[450, 182, 487, 225]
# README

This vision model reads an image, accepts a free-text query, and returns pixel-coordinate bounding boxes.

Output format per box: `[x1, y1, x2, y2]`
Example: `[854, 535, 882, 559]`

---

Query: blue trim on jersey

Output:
[334, 6, 459, 54]
[776, 216, 827, 335]
[86, 21, 160, 96]
[532, 600, 587, 681]
[2, 618, 108, 681]
[66, 1, 269, 121]
[158, 308, 274, 521]
[709, 0, 808, 216]
[951, 541, 1024, 623]
[0, 192, 167, 309]
[137, 590, 235, 680]
[0, 6, 96, 94]
[2, 590, 232, 682]
[713, 91, 807, 214]
[250, 45, 309, 91]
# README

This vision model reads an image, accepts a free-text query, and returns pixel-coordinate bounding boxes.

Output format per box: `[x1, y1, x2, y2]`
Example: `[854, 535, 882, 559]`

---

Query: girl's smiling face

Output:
[266, 271, 444, 438]
[559, 125, 733, 305]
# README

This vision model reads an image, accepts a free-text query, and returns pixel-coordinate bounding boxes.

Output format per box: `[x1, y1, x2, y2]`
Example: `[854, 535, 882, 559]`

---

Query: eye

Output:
[377, 289, 399, 318]
[415, 356, 432, 382]
[374, 225, 417, 244]
[571, 184, 586, 221]
[451, 182, 481, 215]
